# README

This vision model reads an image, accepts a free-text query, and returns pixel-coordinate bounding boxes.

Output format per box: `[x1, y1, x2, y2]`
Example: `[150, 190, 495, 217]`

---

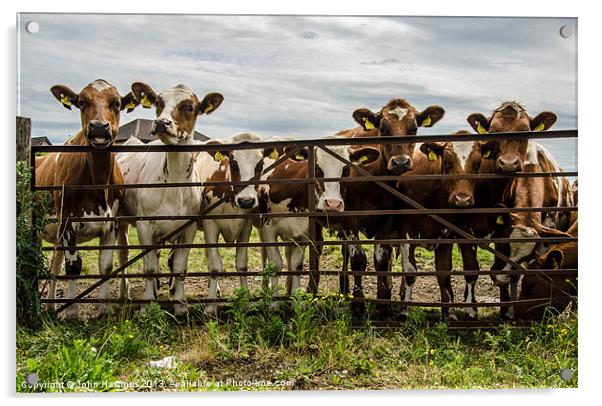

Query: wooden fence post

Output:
[306, 147, 320, 295]
[16, 116, 31, 163]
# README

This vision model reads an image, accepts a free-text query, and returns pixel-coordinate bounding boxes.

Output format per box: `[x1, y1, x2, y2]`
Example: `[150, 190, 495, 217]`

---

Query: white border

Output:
[2, 1, 600, 404]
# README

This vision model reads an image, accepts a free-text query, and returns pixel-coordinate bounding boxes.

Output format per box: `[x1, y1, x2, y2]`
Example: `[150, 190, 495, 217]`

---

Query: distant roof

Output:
[31, 136, 52, 146]
[116, 118, 210, 143]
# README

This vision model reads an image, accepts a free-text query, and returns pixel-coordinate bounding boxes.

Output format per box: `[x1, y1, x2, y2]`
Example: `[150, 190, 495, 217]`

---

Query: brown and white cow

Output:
[197, 133, 281, 315]
[116, 83, 223, 316]
[334, 99, 445, 317]
[257, 135, 381, 298]
[465, 101, 573, 319]
[37, 79, 139, 317]
[393, 133, 483, 320]
[516, 214, 577, 320]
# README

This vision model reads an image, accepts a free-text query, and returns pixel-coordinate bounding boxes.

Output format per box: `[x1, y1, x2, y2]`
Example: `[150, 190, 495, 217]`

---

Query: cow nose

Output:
[391, 155, 412, 173]
[236, 197, 256, 209]
[88, 120, 110, 134]
[453, 193, 474, 207]
[153, 118, 173, 133]
[324, 199, 344, 212]
[497, 157, 520, 172]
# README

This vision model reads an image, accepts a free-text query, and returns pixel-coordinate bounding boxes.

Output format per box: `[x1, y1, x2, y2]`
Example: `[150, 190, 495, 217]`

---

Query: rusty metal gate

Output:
[30, 129, 578, 329]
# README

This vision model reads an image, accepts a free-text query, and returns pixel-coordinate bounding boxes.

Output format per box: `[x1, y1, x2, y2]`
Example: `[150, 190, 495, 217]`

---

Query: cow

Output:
[36, 79, 139, 318]
[465, 101, 573, 319]
[334, 99, 445, 317]
[257, 135, 381, 299]
[197, 133, 285, 316]
[394, 131, 483, 320]
[515, 214, 577, 320]
[116, 83, 223, 316]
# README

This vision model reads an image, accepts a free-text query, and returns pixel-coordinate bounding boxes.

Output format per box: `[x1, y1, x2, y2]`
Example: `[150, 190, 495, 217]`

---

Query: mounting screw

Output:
[560, 368, 573, 381]
[559, 25, 574, 39]
[25, 21, 40, 34]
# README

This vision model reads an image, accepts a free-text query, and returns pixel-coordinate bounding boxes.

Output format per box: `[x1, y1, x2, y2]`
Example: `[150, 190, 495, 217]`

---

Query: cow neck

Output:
[164, 139, 195, 181]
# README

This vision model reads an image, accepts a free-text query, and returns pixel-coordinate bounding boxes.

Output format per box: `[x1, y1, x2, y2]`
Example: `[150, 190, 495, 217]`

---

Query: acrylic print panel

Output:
[16, 14, 577, 392]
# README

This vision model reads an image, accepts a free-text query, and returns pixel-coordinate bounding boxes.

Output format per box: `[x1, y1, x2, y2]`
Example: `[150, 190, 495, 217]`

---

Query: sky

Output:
[17, 14, 577, 170]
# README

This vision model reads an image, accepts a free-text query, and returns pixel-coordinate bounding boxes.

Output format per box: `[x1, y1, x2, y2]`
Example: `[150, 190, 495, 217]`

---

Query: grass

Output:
[16, 298, 577, 392]
[25, 227, 577, 392]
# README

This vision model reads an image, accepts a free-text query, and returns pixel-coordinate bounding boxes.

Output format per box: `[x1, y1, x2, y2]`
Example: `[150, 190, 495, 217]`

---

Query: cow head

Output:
[131, 82, 223, 145]
[50, 79, 138, 148]
[467, 101, 557, 173]
[207, 133, 269, 209]
[419, 131, 481, 208]
[353, 99, 445, 174]
[515, 240, 578, 320]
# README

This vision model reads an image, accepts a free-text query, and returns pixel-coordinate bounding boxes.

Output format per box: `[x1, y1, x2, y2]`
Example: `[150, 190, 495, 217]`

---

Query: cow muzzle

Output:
[322, 198, 344, 212]
[388, 155, 413, 174]
[451, 192, 474, 208]
[86, 120, 113, 148]
[236, 196, 257, 209]
[496, 156, 521, 173]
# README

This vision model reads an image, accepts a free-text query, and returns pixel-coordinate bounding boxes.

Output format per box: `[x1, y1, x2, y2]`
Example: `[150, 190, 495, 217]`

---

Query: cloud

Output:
[17, 14, 577, 170]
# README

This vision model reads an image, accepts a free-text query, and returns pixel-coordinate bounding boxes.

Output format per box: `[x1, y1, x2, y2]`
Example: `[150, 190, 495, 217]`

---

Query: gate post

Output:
[306, 146, 320, 295]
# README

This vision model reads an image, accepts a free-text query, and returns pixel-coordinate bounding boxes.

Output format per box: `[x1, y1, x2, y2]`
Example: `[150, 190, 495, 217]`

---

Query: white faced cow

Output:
[258, 135, 381, 298]
[116, 83, 223, 316]
[196, 133, 280, 315]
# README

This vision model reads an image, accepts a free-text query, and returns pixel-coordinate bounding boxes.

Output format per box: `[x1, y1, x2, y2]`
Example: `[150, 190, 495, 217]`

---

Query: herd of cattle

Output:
[35, 79, 578, 322]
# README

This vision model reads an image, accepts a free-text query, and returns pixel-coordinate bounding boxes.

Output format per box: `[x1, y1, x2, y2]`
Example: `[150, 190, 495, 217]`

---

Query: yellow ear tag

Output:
[141, 95, 152, 108]
[496, 215, 504, 225]
[428, 150, 438, 161]
[358, 155, 368, 163]
[204, 102, 213, 114]
[214, 151, 224, 162]
[363, 118, 375, 130]
[124, 100, 136, 111]
[534, 122, 545, 132]
[421, 115, 432, 127]
[482, 150, 491, 159]
[269, 148, 279, 160]
[476, 122, 488, 134]
[60, 95, 72, 107]
[295, 153, 305, 160]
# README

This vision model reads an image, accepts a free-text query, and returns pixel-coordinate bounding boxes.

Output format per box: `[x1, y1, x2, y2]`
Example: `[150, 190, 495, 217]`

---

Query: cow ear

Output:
[263, 146, 285, 160]
[544, 249, 564, 270]
[419, 142, 445, 161]
[417, 106, 445, 127]
[121, 92, 139, 113]
[205, 140, 230, 162]
[200, 93, 224, 115]
[131, 82, 158, 108]
[480, 140, 498, 159]
[286, 146, 308, 161]
[349, 147, 380, 164]
[530, 112, 557, 131]
[353, 108, 380, 131]
[467, 113, 490, 134]
[50, 85, 79, 110]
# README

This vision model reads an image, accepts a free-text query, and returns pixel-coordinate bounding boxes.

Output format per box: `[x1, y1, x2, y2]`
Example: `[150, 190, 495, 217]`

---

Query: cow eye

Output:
[78, 99, 87, 108]
[110, 100, 120, 110]
[229, 160, 239, 170]
[407, 127, 418, 135]
[186, 104, 194, 113]
[255, 161, 264, 175]
[342, 166, 350, 177]
[444, 159, 453, 171]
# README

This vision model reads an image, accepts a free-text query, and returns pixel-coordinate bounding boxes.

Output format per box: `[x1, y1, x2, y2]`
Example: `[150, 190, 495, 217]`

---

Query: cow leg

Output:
[137, 222, 159, 310]
[62, 227, 81, 319]
[399, 243, 417, 319]
[306, 224, 323, 295]
[97, 224, 118, 313]
[236, 221, 253, 290]
[259, 225, 283, 296]
[435, 244, 456, 321]
[116, 222, 130, 300]
[374, 244, 393, 319]
[340, 243, 350, 295]
[459, 243, 479, 319]
[288, 244, 305, 294]
[203, 221, 222, 316]
[169, 226, 196, 317]
[490, 243, 513, 319]
[349, 233, 367, 318]
[47, 248, 64, 311]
